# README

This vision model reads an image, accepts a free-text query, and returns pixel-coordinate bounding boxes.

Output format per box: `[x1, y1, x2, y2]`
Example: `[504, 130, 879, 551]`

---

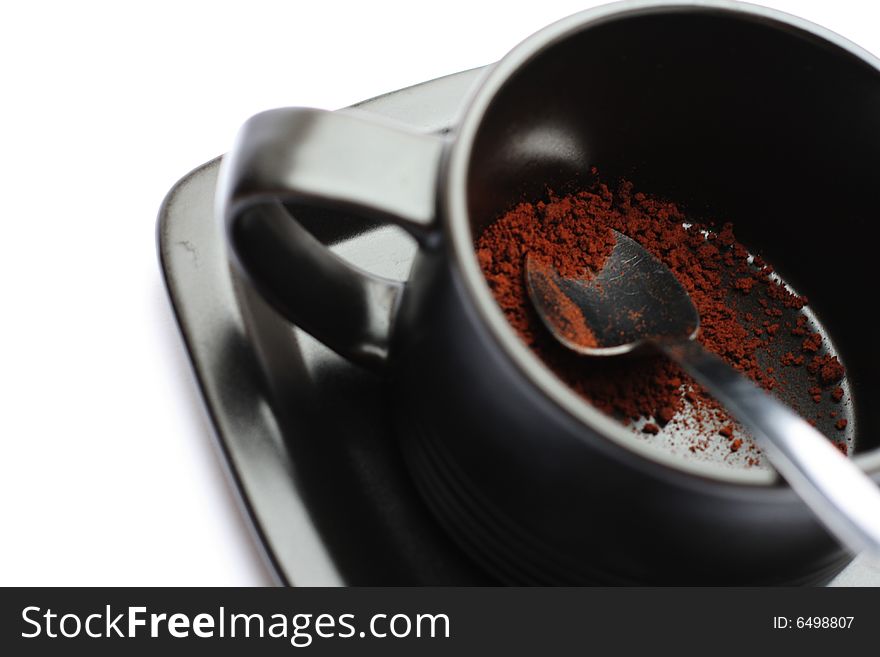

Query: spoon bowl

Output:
[525, 231, 699, 356]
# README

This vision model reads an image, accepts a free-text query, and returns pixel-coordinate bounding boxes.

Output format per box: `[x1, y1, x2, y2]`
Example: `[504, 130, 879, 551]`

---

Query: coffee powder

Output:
[475, 175, 848, 463]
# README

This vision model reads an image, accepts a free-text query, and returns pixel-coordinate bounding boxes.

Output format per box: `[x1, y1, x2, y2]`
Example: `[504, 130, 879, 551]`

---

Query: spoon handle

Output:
[662, 340, 880, 558]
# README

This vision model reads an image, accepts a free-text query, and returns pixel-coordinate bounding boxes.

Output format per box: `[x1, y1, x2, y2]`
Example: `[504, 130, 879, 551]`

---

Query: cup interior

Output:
[463, 6, 880, 458]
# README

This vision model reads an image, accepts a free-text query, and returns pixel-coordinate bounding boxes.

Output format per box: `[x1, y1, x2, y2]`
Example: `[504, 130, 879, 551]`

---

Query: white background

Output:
[1, 0, 878, 585]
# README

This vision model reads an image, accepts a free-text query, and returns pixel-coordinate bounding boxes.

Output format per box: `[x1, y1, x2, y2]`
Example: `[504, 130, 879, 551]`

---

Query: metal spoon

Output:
[525, 229, 880, 557]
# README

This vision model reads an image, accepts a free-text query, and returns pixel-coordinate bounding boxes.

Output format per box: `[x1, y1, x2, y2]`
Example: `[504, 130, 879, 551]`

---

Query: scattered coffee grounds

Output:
[475, 173, 849, 464]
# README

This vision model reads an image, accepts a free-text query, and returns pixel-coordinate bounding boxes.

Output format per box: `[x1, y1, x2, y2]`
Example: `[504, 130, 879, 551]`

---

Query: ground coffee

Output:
[475, 174, 848, 463]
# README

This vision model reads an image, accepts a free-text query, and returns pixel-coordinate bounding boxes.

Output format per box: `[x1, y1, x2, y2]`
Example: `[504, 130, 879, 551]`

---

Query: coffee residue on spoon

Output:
[524, 255, 599, 349]
[474, 171, 849, 463]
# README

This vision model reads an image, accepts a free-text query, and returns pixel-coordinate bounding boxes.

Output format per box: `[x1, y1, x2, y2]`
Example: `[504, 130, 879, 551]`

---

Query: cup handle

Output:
[218, 108, 445, 369]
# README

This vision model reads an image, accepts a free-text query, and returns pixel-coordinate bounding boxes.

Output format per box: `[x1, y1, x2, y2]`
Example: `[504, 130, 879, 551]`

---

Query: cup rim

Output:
[443, 0, 880, 486]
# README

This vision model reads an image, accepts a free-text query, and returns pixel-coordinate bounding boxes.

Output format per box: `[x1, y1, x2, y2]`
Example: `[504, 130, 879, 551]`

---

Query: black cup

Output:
[219, 1, 880, 584]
